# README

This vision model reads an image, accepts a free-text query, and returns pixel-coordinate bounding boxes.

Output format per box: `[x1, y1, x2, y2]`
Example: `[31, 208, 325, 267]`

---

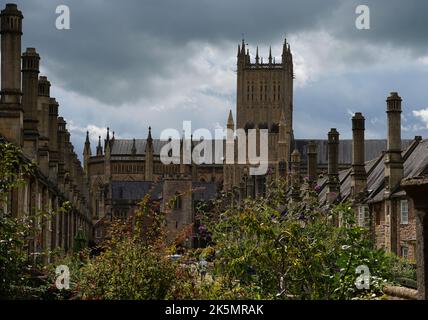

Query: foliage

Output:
[0, 141, 37, 299]
[66, 195, 203, 300]
[0, 139, 416, 300]
[202, 181, 397, 300]
[0, 140, 70, 299]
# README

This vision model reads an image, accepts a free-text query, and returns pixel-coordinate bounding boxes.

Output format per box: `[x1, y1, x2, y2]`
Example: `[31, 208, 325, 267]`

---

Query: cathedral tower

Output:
[236, 38, 293, 141]
[233, 37, 294, 187]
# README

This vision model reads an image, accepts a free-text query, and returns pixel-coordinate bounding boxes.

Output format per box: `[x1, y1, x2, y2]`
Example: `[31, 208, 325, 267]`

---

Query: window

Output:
[358, 205, 370, 228]
[401, 246, 409, 259]
[273, 83, 276, 101]
[95, 228, 102, 239]
[400, 200, 409, 224]
[174, 193, 182, 210]
[95, 198, 99, 218]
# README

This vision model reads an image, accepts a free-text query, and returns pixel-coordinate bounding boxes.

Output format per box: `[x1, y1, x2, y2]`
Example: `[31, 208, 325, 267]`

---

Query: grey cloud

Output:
[13, 0, 428, 106]
[5, 0, 428, 157]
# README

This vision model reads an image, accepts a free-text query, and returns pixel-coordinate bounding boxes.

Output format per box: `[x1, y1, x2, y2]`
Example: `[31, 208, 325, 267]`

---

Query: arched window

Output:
[270, 123, 279, 133]
[259, 122, 268, 130]
[173, 192, 182, 210]
[244, 122, 255, 133]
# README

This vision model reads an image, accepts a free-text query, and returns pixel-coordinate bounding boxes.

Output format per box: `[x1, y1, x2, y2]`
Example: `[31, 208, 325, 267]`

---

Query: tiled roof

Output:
[110, 139, 225, 158]
[295, 139, 412, 166]
[111, 181, 163, 201]
[110, 180, 218, 202]
[317, 138, 428, 204]
[192, 182, 218, 201]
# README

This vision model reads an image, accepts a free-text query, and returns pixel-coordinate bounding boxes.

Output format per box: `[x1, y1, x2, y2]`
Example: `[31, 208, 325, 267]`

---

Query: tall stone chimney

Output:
[278, 110, 288, 179]
[351, 112, 367, 199]
[290, 148, 301, 200]
[22, 48, 40, 158]
[37, 76, 50, 138]
[385, 92, 404, 195]
[0, 4, 24, 145]
[307, 140, 317, 185]
[48, 97, 59, 182]
[327, 128, 340, 198]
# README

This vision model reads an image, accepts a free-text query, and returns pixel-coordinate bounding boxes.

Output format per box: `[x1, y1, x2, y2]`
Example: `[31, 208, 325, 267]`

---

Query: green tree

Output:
[68, 195, 201, 300]
[0, 140, 36, 299]
[203, 181, 396, 300]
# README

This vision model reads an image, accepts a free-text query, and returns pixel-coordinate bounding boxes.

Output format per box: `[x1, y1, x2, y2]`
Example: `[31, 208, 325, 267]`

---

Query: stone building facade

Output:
[0, 4, 92, 260]
[84, 130, 220, 245]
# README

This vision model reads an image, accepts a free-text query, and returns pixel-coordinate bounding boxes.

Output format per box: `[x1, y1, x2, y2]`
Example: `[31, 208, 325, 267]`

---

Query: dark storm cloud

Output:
[5, 0, 428, 156]
[11, 0, 428, 106]
[327, 0, 428, 55]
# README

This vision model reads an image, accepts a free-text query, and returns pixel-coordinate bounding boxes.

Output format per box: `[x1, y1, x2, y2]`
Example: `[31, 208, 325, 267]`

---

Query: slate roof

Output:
[111, 180, 218, 202]
[111, 139, 168, 155]
[295, 139, 412, 166]
[111, 181, 163, 201]
[108, 138, 412, 167]
[192, 182, 218, 201]
[110, 139, 226, 155]
[317, 138, 428, 204]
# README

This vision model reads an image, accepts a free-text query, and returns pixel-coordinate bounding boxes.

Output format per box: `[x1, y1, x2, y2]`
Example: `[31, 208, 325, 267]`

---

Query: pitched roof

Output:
[295, 139, 412, 166]
[110, 139, 169, 155]
[111, 181, 163, 201]
[111, 180, 218, 202]
[192, 182, 218, 201]
[317, 138, 428, 203]
[109, 139, 225, 157]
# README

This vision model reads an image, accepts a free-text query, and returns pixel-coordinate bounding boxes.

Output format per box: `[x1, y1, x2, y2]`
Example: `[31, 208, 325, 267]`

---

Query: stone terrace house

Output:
[317, 92, 428, 263]
[0, 4, 92, 260]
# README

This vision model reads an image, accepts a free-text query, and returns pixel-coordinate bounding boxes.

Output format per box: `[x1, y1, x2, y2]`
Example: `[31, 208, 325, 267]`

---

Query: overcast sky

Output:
[7, 0, 428, 157]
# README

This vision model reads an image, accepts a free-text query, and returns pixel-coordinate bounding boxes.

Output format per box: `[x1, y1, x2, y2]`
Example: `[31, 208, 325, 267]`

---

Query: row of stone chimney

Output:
[290, 91, 405, 201]
[0, 4, 88, 212]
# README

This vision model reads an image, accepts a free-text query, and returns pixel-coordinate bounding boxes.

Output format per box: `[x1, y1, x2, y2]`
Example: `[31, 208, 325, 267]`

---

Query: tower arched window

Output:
[273, 83, 276, 101]
[259, 123, 268, 130]
[271, 123, 279, 133]
[174, 192, 182, 210]
[244, 122, 255, 133]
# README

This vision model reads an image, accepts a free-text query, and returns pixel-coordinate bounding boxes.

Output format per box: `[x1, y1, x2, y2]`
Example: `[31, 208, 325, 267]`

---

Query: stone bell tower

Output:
[236, 38, 293, 137]
[0, 4, 24, 145]
[233, 37, 294, 187]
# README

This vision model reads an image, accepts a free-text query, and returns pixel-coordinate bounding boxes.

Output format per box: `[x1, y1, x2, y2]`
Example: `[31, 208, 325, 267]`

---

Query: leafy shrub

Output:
[66, 196, 202, 300]
[203, 182, 397, 300]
